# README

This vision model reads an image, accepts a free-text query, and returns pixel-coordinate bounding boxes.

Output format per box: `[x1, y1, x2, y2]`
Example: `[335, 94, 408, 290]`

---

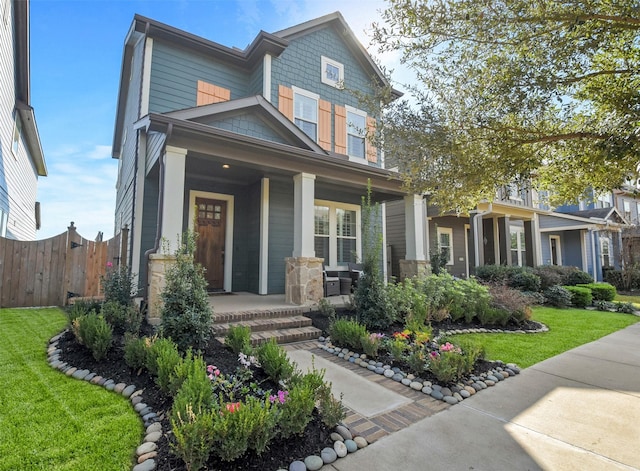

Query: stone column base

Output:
[147, 253, 176, 326]
[285, 257, 324, 305]
[399, 259, 430, 281]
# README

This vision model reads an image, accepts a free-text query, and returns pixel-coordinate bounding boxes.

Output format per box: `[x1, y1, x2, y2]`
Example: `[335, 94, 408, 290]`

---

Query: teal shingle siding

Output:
[268, 178, 294, 293]
[203, 114, 291, 145]
[149, 40, 249, 113]
[248, 62, 263, 96]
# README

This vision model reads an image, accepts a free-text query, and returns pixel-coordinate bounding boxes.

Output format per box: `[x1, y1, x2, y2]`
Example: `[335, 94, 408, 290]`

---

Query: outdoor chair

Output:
[323, 266, 340, 297]
[348, 262, 364, 289]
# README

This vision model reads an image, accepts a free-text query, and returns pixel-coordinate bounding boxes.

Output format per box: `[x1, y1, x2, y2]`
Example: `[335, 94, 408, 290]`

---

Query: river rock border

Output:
[46, 330, 161, 471]
[315, 323, 549, 405]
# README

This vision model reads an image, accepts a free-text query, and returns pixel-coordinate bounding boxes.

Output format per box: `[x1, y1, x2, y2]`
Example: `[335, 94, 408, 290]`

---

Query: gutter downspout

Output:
[143, 123, 173, 301]
[473, 203, 493, 268]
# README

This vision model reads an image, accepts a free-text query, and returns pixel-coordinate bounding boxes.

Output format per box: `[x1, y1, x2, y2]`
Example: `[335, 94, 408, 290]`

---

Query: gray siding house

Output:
[0, 0, 46, 240]
[112, 12, 431, 314]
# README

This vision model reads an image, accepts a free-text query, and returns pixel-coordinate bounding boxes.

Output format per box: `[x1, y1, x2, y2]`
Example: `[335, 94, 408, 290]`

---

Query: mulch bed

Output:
[57, 324, 332, 471]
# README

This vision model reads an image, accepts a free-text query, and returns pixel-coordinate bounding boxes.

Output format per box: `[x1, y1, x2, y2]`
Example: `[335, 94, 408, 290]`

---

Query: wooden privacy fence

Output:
[0, 222, 128, 308]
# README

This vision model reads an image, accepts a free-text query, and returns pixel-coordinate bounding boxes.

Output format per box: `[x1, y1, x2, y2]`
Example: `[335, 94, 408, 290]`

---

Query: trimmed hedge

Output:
[577, 283, 617, 302]
[564, 286, 593, 308]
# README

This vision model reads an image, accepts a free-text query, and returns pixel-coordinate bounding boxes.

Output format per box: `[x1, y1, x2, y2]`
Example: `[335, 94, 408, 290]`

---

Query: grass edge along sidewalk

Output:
[451, 306, 640, 369]
[0, 308, 142, 471]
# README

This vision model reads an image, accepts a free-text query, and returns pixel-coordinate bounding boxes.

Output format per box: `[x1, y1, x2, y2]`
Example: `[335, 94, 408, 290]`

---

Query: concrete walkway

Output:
[324, 322, 640, 471]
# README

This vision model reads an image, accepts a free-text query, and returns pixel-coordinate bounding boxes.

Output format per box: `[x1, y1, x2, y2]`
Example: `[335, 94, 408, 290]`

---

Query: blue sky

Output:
[30, 0, 401, 239]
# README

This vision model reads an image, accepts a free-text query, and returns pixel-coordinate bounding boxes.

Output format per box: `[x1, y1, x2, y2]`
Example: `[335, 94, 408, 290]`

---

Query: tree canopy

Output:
[372, 0, 640, 210]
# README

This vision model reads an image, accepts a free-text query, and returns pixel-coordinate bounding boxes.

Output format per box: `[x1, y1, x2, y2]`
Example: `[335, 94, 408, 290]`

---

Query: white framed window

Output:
[597, 192, 611, 208]
[549, 235, 562, 266]
[11, 114, 21, 157]
[623, 200, 631, 221]
[600, 236, 611, 267]
[510, 226, 526, 266]
[346, 106, 366, 161]
[292, 87, 318, 141]
[321, 56, 344, 89]
[0, 209, 7, 237]
[437, 227, 454, 265]
[314, 200, 361, 267]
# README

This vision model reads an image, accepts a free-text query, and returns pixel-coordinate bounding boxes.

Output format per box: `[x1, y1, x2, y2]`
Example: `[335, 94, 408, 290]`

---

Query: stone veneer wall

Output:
[399, 260, 430, 281]
[147, 253, 176, 325]
[285, 257, 324, 305]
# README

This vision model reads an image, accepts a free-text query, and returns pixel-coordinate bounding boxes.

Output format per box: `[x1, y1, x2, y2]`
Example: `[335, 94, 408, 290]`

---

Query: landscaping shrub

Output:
[476, 307, 511, 326]
[577, 283, 617, 301]
[170, 402, 216, 471]
[543, 285, 572, 307]
[101, 300, 141, 334]
[474, 264, 512, 283]
[246, 396, 280, 455]
[145, 337, 174, 375]
[160, 231, 213, 352]
[594, 300, 617, 311]
[616, 301, 636, 314]
[329, 318, 368, 351]
[278, 380, 316, 438]
[101, 264, 135, 307]
[155, 339, 182, 395]
[123, 333, 148, 370]
[170, 349, 209, 397]
[256, 339, 294, 384]
[487, 285, 532, 324]
[564, 286, 593, 308]
[385, 278, 419, 324]
[65, 301, 99, 326]
[316, 297, 336, 322]
[448, 276, 491, 323]
[521, 291, 545, 305]
[509, 271, 541, 292]
[603, 267, 640, 291]
[406, 348, 428, 375]
[360, 333, 384, 359]
[317, 384, 345, 427]
[532, 266, 563, 290]
[224, 325, 252, 355]
[566, 269, 594, 286]
[77, 313, 113, 361]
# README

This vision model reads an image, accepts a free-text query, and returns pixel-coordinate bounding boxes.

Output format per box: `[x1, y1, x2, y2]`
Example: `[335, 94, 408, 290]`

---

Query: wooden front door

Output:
[195, 197, 227, 290]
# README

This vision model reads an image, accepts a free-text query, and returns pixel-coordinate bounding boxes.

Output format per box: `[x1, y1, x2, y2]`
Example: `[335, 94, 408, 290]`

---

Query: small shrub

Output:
[101, 264, 135, 306]
[566, 270, 594, 286]
[616, 301, 636, 314]
[543, 285, 572, 307]
[509, 271, 541, 292]
[101, 300, 141, 334]
[170, 402, 216, 471]
[477, 307, 511, 326]
[316, 298, 336, 321]
[577, 283, 617, 301]
[406, 348, 427, 375]
[77, 313, 113, 360]
[360, 333, 384, 359]
[429, 350, 466, 383]
[170, 349, 209, 397]
[488, 285, 531, 325]
[160, 231, 213, 353]
[329, 318, 368, 351]
[521, 291, 545, 305]
[246, 396, 280, 455]
[278, 381, 315, 438]
[224, 325, 252, 355]
[386, 337, 408, 361]
[66, 301, 99, 326]
[532, 266, 563, 291]
[594, 300, 616, 311]
[564, 286, 593, 308]
[145, 337, 176, 376]
[155, 340, 182, 395]
[317, 384, 345, 427]
[123, 333, 148, 370]
[256, 339, 294, 384]
[474, 264, 512, 283]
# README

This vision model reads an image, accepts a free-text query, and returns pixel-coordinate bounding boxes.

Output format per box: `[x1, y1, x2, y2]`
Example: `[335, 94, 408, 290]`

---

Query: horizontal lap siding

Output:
[385, 200, 406, 279]
[149, 41, 249, 113]
[563, 231, 583, 268]
[538, 214, 586, 229]
[430, 216, 468, 278]
[268, 179, 294, 294]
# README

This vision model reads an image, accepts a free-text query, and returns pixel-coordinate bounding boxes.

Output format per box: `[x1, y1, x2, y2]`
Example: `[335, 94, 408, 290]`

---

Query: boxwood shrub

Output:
[577, 283, 617, 301]
[564, 286, 593, 308]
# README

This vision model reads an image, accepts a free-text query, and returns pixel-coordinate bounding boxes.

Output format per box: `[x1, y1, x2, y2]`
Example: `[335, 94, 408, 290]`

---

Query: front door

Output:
[195, 197, 226, 291]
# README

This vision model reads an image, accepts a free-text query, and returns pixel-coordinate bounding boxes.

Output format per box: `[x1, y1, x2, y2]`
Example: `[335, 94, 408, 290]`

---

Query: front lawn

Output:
[615, 293, 640, 307]
[0, 308, 141, 471]
[450, 306, 639, 369]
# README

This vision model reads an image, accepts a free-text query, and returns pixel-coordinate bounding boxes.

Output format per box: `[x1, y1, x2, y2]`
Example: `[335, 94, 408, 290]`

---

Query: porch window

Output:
[437, 227, 454, 265]
[600, 237, 611, 267]
[293, 87, 318, 141]
[314, 200, 361, 267]
[510, 227, 526, 266]
[597, 192, 611, 208]
[346, 106, 366, 160]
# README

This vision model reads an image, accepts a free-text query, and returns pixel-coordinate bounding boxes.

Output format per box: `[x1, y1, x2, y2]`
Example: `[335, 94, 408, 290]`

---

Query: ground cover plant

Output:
[0, 308, 141, 471]
[450, 306, 639, 368]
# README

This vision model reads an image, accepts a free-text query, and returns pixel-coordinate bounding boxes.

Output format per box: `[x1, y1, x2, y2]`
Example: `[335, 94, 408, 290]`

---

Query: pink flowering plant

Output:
[360, 332, 385, 358]
[427, 340, 483, 383]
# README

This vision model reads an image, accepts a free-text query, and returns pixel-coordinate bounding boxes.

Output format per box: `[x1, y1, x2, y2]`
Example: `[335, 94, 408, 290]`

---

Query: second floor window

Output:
[293, 88, 318, 141]
[346, 107, 366, 160]
[624, 200, 631, 221]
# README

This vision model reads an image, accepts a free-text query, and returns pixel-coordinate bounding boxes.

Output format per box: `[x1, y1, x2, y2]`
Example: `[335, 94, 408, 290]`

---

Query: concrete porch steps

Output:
[212, 307, 321, 345]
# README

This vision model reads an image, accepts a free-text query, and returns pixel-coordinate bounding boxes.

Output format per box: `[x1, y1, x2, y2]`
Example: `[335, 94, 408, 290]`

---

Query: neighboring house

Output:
[0, 0, 46, 240]
[386, 184, 628, 283]
[112, 12, 430, 314]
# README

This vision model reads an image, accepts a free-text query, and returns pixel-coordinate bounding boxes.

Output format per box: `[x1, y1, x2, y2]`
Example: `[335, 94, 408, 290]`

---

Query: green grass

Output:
[452, 306, 639, 369]
[0, 308, 142, 471]
[615, 293, 640, 306]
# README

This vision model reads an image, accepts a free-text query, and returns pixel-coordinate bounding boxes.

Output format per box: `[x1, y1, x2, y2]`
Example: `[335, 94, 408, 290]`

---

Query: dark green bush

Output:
[509, 271, 541, 292]
[155, 339, 182, 395]
[328, 318, 368, 351]
[66, 300, 100, 326]
[123, 333, 148, 370]
[474, 265, 513, 283]
[616, 301, 636, 314]
[532, 266, 563, 291]
[101, 265, 135, 307]
[169, 349, 210, 398]
[577, 283, 617, 301]
[477, 307, 511, 326]
[77, 314, 113, 361]
[145, 337, 176, 376]
[256, 339, 294, 384]
[603, 267, 640, 291]
[160, 231, 213, 353]
[224, 325, 252, 355]
[566, 270, 594, 286]
[278, 381, 316, 438]
[564, 286, 593, 308]
[543, 285, 572, 307]
[101, 300, 142, 334]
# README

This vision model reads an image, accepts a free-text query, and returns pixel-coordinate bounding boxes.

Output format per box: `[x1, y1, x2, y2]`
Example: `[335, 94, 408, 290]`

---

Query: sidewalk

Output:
[322, 322, 640, 471]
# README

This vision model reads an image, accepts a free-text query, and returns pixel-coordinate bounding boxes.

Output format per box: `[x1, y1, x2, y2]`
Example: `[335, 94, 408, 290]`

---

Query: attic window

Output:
[321, 56, 344, 89]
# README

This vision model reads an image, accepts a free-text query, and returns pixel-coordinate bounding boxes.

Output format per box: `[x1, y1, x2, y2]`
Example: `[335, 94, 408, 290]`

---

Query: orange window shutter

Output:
[278, 85, 294, 121]
[334, 105, 347, 154]
[196, 80, 230, 106]
[366, 116, 378, 163]
[318, 100, 332, 151]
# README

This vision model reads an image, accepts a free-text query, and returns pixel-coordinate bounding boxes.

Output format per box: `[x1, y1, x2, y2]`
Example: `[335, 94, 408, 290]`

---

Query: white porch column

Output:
[404, 194, 427, 261]
[161, 146, 187, 251]
[293, 173, 316, 258]
[259, 178, 270, 294]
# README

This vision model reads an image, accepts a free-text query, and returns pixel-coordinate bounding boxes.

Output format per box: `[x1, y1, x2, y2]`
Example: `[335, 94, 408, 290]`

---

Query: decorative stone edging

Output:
[315, 323, 549, 405]
[435, 321, 549, 337]
[277, 424, 369, 471]
[46, 330, 162, 471]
